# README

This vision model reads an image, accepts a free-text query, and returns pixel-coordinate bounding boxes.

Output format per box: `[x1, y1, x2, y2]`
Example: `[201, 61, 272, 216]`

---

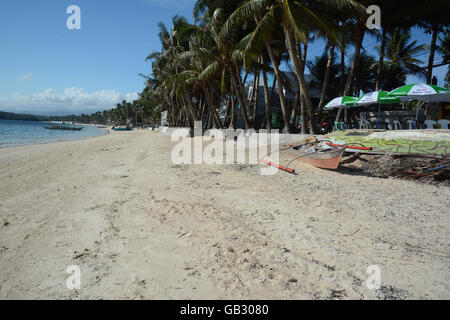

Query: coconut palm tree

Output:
[306, 51, 340, 120]
[352, 52, 377, 94]
[403, 0, 450, 84]
[378, 28, 427, 91]
[437, 29, 450, 86]
[221, 0, 363, 133]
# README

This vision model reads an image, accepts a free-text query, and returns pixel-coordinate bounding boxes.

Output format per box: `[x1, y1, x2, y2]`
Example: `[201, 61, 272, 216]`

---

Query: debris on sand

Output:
[376, 285, 409, 300]
[343, 154, 449, 185]
[330, 289, 346, 299]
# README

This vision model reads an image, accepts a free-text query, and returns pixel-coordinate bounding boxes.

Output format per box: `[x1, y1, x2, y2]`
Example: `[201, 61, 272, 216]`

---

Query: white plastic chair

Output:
[358, 120, 371, 129]
[385, 120, 393, 130]
[407, 120, 415, 130]
[393, 120, 402, 130]
[424, 120, 436, 129]
[437, 119, 450, 129]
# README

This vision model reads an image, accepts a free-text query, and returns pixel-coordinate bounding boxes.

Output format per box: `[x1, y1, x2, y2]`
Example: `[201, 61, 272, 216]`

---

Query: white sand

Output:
[0, 130, 448, 299]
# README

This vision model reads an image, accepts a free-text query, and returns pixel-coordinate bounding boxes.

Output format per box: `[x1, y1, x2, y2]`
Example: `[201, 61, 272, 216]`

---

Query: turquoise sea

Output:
[0, 119, 107, 148]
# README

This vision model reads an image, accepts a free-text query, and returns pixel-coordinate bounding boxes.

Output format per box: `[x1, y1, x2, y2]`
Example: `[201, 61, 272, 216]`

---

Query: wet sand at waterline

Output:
[0, 130, 448, 299]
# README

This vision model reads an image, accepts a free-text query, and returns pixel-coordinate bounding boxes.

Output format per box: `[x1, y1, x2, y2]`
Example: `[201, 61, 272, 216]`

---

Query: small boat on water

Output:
[44, 125, 83, 131]
[289, 143, 346, 170]
[112, 126, 132, 131]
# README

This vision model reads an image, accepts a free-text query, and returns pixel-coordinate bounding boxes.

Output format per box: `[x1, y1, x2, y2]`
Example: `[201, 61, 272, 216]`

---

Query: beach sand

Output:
[0, 130, 448, 299]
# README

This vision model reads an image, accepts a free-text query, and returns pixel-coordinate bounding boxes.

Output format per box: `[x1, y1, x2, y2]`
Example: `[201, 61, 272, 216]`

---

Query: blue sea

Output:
[0, 119, 107, 148]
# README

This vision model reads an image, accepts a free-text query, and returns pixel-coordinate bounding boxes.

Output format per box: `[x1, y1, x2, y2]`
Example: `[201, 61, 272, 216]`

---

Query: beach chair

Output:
[385, 119, 393, 130]
[359, 119, 371, 129]
[393, 120, 402, 130]
[424, 120, 436, 129]
[407, 120, 415, 130]
[437, 119, 449, 129]
[333, 121, 341, 131]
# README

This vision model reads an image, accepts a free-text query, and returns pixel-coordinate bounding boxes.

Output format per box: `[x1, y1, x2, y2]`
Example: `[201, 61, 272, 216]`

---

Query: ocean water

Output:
[0, 119, 107, 148]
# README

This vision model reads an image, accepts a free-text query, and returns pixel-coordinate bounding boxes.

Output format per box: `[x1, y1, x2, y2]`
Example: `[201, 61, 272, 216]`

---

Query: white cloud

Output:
[0, 87, 139, 115]
[16, 73, 33, 82]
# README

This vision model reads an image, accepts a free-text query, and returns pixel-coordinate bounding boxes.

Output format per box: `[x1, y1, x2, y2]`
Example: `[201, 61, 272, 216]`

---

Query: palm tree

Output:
[378, 28, 426, 91]
[373, 1, 411, 91]
[352, 52, 377, 94]
[222, 0, 363, 133]
[306, 52, 340, 120]
[404, 0, 450, 84]
[437, 29, 450, 86]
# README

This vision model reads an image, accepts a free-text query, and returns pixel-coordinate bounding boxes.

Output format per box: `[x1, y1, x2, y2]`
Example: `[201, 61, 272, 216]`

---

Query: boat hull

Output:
[289, 147, 345, 169]
[44, 126, 83, 131]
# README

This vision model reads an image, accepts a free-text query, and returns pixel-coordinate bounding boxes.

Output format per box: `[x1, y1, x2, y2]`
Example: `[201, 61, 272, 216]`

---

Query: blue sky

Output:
[0, 0, 447, 115]
[0, 0, 196, 115]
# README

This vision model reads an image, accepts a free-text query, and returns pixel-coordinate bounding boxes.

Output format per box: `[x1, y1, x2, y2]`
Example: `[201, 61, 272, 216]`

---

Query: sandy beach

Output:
[0, 130, 449, 299]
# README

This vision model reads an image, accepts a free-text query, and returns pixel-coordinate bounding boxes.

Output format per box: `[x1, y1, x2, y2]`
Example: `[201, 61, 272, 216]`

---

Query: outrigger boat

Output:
[289, 143, 346, 170]
[260, 139, 373, 173]
[112, 126, 132, 131]
[44, 125, 83, 131]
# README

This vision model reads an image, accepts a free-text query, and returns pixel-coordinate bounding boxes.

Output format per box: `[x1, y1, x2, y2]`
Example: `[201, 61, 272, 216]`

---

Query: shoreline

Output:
[0, 123, 110, 149]
[0, 131, 449, 299]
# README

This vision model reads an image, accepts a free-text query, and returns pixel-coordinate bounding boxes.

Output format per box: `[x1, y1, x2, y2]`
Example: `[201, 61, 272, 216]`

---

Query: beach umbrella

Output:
[356, 90, 400, 105]
[354, 91, 400, 129]
[389, 84, 450, 128]
[324, 96, 358, 110]
[388, 84, 450, 103]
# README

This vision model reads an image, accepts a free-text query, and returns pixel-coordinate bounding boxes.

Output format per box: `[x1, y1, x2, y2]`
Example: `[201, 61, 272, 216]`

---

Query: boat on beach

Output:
[289, 143, 346, 170]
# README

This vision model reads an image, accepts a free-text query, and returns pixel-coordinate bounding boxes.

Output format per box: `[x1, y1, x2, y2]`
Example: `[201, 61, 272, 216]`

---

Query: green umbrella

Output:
[356, 90, 400, 105]
[324, 96, 359, 110]
[352, 91, 400, 129]
[388, 84, 450, 103]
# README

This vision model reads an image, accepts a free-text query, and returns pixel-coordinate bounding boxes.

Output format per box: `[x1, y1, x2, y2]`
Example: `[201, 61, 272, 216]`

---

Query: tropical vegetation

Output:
[47, 0, 449, 131]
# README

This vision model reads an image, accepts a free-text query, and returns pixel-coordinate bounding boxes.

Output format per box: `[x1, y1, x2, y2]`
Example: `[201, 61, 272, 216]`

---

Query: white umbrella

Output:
[355, 91, 400, 128]
[324, 96, 358, 110]
[388, 84, 450, 103]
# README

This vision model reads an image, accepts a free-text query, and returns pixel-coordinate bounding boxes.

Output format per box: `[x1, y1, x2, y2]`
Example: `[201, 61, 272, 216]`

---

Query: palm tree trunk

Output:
[300, 41, 308, 134]
[344, 27, 365, 96]
[261, 68, 272, 131]
[317, 43, 335, 121]
[339, 45, 346, 95]
[200, 98, 206, 123]
[229, 95, 237, 129]
[290, 88, 300, 130]
[299, 95, 306, 134]
[284, 27, 317, 133]
[250, 69, 260, 118]
[253, 72, 260, 128]
[203, 87, 222, 128]
[222, 95, 232, 127]
[375, 28, 387, 91]
[426, 27, 438, 84]
[184, 92, 197, 121]
[265, 42, 291, 133]
[205, 110, 212, 129]
[234, 65, 253, 124]
[337, 26, 365, 121]
[230, 70, 251, 129]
